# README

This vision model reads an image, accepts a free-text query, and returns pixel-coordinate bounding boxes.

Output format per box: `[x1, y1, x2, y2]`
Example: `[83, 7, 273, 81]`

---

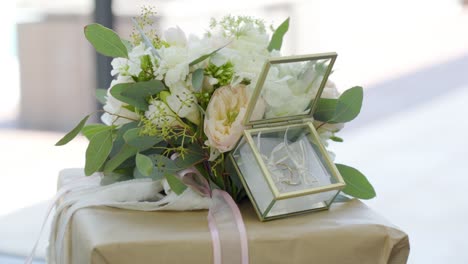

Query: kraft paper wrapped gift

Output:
[57, 169, 409, 264]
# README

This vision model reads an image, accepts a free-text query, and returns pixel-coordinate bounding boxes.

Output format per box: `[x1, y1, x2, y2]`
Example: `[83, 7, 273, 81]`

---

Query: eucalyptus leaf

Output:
[81, 124, 112, 140]
[96, 89, 108, 105]
[55, 115, 90, 146]
[84, 23, 128, 58]
[332, 86, 363, 123]
[268, 17, 290, 52]
[123, 128, 163, 150]
[336, 163, 376, 199]
[174, 144, 206, 169]
[109, 122, 139, 157]
[136, 153, 154, 177]
[313, 98, 338, 122]
[104, 144, 139, 173]
[192, 68, 204, 91]
[151, 154, 180, 172]
[165, 174, 187, 195]
[85, 129, 113, 175]
[111, 80, 166, 110]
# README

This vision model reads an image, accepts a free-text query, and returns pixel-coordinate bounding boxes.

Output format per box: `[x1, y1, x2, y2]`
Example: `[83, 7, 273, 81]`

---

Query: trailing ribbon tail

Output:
[178, 168, 249, 264]
[208, 190, 249, 264]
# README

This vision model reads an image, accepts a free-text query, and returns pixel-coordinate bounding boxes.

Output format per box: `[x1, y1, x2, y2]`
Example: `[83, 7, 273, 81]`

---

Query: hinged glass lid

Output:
[244, 53, 337, 126]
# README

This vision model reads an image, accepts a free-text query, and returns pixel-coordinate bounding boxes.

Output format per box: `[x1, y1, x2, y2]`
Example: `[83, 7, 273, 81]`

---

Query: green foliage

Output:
[313, 86, 363, 123]
[110, 80, 167, 110]
[268, 17, 289, 52]
[96, 89, 107, 105]
[104, 144, 139, 173]
[136, 153, 154, 176]
[192, 68, 205, 91]
[336, 164, 376, 199]
[84, 23, 128, 58]
[85, 129, 113, 175]
[82, 124, 113, 140]
[204, 62, 234, 87]
[55, 115, 90, 146]
[165, 174, 187, 195]
[333, 86, 363, 123]
[123, 128, 163, 150]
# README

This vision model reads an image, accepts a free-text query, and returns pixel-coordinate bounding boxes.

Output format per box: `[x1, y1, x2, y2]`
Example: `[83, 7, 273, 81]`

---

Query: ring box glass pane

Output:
[229, 53, 346, 221]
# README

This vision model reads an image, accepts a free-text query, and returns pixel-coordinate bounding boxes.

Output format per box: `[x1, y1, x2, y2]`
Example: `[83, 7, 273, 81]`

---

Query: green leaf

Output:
[109, 122, 139, 157]
[189, 43, 229, 66]
[330, 136, 344, 142]
[84, 23, 128, 58]
[173, 144, 206, 169]
[123, 128, 163, 150]
[104, 144, 139, 173]
[110, 80, 167, 110]
[136, 153, 154, 177]
[55, 115, 90, 146]
[96, 89, 107, 105]
[268, 17, 290, 52]
[333, 86, 363, 123]
[192, 68, 204, 91]
[81, 124, 112, 140]
[165, 174, 187, 195]
[313, 98, 338, 122]
[336, 164, 376, 199]
[84, 129, 113, 175]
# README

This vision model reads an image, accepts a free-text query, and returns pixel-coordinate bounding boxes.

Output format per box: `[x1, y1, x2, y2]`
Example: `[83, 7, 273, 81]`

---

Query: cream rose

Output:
[204, 84, 252, 160]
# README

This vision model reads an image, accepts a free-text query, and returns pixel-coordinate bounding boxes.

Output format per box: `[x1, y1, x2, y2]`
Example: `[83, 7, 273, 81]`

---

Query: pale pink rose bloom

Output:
[204, 84, 264, 160]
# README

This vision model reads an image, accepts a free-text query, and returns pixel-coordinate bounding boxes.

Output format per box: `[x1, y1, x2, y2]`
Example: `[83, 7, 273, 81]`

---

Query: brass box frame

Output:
[229, 52, 346, 221]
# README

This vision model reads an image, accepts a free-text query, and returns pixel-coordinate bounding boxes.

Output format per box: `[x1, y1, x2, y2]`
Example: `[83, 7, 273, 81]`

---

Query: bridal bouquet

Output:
[56, 9, 375, 202]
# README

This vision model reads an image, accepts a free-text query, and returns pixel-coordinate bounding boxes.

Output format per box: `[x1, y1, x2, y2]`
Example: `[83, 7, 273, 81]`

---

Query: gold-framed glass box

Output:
[230, 53, 346, 221]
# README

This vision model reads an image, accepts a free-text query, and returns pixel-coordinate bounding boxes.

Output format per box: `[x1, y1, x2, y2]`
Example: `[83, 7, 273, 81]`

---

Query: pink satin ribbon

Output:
[26, 168, 248, 264]
[178, 168, 249, 264]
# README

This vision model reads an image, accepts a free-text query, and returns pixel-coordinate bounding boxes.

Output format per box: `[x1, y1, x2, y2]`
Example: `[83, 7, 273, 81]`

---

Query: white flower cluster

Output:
[101, 17, 272, 132]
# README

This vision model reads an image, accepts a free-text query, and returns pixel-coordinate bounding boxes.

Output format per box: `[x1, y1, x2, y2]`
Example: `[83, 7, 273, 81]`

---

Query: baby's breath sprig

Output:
[130, 6, 168, 49]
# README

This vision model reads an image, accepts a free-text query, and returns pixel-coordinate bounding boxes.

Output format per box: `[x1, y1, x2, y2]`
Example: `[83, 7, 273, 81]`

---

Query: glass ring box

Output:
[229, 53, 346, 221]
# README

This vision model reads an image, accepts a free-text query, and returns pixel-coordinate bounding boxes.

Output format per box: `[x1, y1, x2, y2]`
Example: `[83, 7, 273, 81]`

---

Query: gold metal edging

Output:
[228, 153, 266, 221]
[244, 130, 281, 198]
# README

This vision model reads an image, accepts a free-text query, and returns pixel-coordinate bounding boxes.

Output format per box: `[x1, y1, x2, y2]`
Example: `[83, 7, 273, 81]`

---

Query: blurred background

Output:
[1, 0, 468, 263]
